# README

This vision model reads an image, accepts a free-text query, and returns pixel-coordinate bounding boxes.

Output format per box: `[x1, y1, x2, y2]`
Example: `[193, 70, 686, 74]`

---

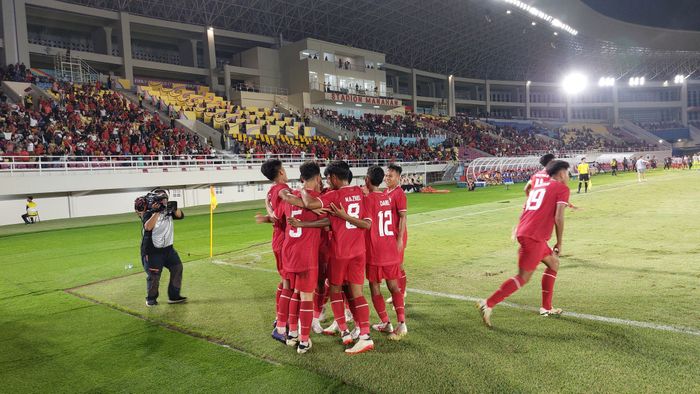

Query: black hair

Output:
[299, 161, 321, 181]
[366, 165, 384, 187]
[387, 163, 402, 175]
[261, 159, 282, 181]
[546, 160, 570, 177]
[539, 153, 555, 167]
[27, 196, 33, 200]
[324, 161, 351, 182]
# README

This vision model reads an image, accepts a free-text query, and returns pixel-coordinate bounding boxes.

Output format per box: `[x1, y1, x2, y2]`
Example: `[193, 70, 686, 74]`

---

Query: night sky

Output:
[583, 0, 700, 31]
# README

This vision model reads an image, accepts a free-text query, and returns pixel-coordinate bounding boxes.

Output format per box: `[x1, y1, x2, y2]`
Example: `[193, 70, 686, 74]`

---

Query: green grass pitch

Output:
[1, 169, 699, 393]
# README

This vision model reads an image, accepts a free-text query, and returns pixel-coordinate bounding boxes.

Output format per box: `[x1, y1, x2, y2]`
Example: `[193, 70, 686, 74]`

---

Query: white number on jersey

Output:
[377, 210, 394, 237]
[345, 203, 360, 229]
[289, 209, 303, 238]
[525, 189, 546, 211]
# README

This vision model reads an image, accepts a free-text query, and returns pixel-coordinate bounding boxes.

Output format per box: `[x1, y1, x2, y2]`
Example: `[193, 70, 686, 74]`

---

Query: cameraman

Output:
[142, 190, 187, 307]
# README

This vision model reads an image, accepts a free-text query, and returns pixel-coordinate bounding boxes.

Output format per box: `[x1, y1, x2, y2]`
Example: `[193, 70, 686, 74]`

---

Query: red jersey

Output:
[385, 186, 408, 243]
[267, 183, 290, 252]
[281, 190, 323, 273]
[317, 185, 369, 259]
[365, 191, 402, 266]
[529, 169, 550, 188]
[517, 179, 570, 241]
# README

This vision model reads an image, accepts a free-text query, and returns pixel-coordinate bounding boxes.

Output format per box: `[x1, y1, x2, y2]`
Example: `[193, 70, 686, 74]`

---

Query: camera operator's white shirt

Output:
[151, 214, 174, 248]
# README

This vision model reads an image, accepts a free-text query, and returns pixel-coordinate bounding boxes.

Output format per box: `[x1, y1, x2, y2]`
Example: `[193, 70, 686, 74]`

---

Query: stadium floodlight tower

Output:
[562, 72, 588, 95]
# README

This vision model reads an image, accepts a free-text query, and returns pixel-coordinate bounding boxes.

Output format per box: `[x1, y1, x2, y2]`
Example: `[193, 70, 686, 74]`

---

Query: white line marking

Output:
[408, 288, 700, 337]
[211, 260, 700, 337]
[411, 206, 515, 227]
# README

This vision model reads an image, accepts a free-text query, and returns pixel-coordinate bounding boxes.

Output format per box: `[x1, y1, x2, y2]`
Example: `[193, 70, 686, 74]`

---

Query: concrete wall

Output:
[0, 162, 446, 225]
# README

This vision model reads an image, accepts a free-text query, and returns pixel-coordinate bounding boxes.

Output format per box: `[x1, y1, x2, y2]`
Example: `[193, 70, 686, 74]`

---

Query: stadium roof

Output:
[60, 0, 700, 82]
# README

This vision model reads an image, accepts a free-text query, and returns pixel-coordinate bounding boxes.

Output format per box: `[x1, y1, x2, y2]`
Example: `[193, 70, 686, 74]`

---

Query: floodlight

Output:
[562, 72, 588, 95]
[674, 75, 685, 84]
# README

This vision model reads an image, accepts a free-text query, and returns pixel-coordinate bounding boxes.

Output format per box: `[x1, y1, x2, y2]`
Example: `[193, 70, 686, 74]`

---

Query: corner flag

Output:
[209, 186, 217, 257]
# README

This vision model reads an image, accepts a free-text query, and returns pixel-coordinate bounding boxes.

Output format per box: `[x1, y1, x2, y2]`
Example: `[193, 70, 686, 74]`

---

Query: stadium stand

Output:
[0, 81, 213, 159]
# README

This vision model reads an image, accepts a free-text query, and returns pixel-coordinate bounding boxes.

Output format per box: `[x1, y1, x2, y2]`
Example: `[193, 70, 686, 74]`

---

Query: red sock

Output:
[276, 288, 293, 329]
[299, 300, 313, 342]
[353, 295, 371, 335]
[313, 289, 324, 319]
[330, 292, 347, 331]
[391, 291, 406, 323]
[486, 275, 525, 308]
[347, 294, 358, 321]
[541, 268, 557, 310]
[275, 282, 282, 307]
[371, 294, 390, 323]
[288, 292, 300, 333]
[399, 270, 407, 294]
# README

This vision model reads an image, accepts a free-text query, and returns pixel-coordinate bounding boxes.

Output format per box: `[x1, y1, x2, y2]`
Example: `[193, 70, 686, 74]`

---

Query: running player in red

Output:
[301, 161, 375, 354]
[478, 160, 571, 327]
[383, 164, 408, 305]
[278, 161, 329, 354]
[364, 166, 408, 340]
[255, 159, 292, 343]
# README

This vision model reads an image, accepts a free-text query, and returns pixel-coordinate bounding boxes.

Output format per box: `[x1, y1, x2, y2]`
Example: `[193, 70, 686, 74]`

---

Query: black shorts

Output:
[579, 174, 590, 181]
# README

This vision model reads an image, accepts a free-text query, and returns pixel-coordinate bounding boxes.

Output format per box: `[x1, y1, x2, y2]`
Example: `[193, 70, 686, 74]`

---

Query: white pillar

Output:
[2, 0, 30, 66]
[204, 27, 218, 91]
[447, 75, 456, 117]
[681, 82, 689, 126]
[411, 68, 417, 112]
[119, 12, 133, 83]
[485, 81, 491, 114]
[525, 83, 531, 119]
[612, 85, 620, 125]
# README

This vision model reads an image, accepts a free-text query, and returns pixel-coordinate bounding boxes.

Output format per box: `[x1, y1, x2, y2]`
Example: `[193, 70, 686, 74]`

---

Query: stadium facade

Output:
[3, 0, 700, 126]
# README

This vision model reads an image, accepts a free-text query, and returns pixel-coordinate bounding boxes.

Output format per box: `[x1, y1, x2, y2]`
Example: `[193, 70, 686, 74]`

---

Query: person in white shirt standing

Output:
[636, 156, 649, 183]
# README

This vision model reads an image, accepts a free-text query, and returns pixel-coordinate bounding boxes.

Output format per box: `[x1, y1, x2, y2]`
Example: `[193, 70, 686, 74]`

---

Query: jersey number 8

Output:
[345, 203, 361, 229]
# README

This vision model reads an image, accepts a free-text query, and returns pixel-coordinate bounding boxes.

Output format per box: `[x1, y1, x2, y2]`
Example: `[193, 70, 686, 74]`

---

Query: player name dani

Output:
[379, 199, 391, 207]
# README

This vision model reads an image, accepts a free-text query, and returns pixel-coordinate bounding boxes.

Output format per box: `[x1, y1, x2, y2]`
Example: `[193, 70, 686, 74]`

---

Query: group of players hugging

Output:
[256, 159, 408, 354]
[257, 154, 573, 355]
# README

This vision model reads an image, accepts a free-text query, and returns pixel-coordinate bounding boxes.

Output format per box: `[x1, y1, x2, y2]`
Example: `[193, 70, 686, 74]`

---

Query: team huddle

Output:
[257, 155, 573, 354]
[257, 159, 409, 355]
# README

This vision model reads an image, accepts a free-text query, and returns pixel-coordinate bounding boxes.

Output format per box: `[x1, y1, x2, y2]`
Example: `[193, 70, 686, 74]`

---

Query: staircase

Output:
[119, 87, 224, 151]
[53, 53, 100, 84]
[619, 120, 665, 146]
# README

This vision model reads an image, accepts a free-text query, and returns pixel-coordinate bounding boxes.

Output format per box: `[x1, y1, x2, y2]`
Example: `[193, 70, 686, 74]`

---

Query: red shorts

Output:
[328, 255, 366, 286]
[273, 250, 290, 280]
[366, 263, 402, 283]
[289, 269, 319, 293]
[517, 236, 552, 271]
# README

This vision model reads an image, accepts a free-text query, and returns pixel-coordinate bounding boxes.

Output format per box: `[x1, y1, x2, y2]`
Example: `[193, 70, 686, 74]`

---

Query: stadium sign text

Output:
[326, 93, 401, 107]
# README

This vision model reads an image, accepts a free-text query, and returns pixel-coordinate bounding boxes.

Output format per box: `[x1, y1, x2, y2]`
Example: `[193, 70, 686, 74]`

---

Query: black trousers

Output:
[21, 214, 35, 224]
[142, 246, 183, 302]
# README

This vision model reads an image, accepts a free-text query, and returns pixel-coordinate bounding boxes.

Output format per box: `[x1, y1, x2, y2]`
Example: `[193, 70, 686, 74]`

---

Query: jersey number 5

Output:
[525, 189, 546, 211]
[289, 209, 303, 238]
[345, 203, 361, 229]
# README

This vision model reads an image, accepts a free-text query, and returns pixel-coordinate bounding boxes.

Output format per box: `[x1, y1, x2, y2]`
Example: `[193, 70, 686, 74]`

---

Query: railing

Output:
[232, 83, 288, 96]
[309, 82, 394, 98]
[308, 114, 353, 137]
[0, 155, 448, 174]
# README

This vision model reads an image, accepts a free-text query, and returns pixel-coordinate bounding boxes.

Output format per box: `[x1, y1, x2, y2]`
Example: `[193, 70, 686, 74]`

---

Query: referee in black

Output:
[140, 190, 187, 307]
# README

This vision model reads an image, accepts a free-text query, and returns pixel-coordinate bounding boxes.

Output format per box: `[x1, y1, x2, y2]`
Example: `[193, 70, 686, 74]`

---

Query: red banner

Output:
[326, 93, 401, 107]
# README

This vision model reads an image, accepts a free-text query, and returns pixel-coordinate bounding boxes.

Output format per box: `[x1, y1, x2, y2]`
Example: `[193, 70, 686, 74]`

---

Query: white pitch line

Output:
[211, 260, 700, 337]
[411, 205, 516, 227]
[407, 288, 700, 337]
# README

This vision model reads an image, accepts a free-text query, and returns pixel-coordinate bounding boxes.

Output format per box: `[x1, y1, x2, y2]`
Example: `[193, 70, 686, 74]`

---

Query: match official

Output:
[577, 157, 590, 194]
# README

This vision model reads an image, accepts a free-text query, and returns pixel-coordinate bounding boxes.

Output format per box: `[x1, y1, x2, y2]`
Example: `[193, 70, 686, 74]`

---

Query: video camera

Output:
[136, 189, 177, 215]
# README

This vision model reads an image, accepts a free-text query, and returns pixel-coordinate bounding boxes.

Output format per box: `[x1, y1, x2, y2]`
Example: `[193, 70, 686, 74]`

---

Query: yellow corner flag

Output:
[209, 186, 217, 257]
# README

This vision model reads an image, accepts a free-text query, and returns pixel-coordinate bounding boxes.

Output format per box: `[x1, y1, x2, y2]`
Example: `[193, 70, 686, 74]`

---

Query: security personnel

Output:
[577, 157, 590, 193]
[21, 196, 38, 224]
[611, 158, 618, 176]
[141, 190, 187, 307]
